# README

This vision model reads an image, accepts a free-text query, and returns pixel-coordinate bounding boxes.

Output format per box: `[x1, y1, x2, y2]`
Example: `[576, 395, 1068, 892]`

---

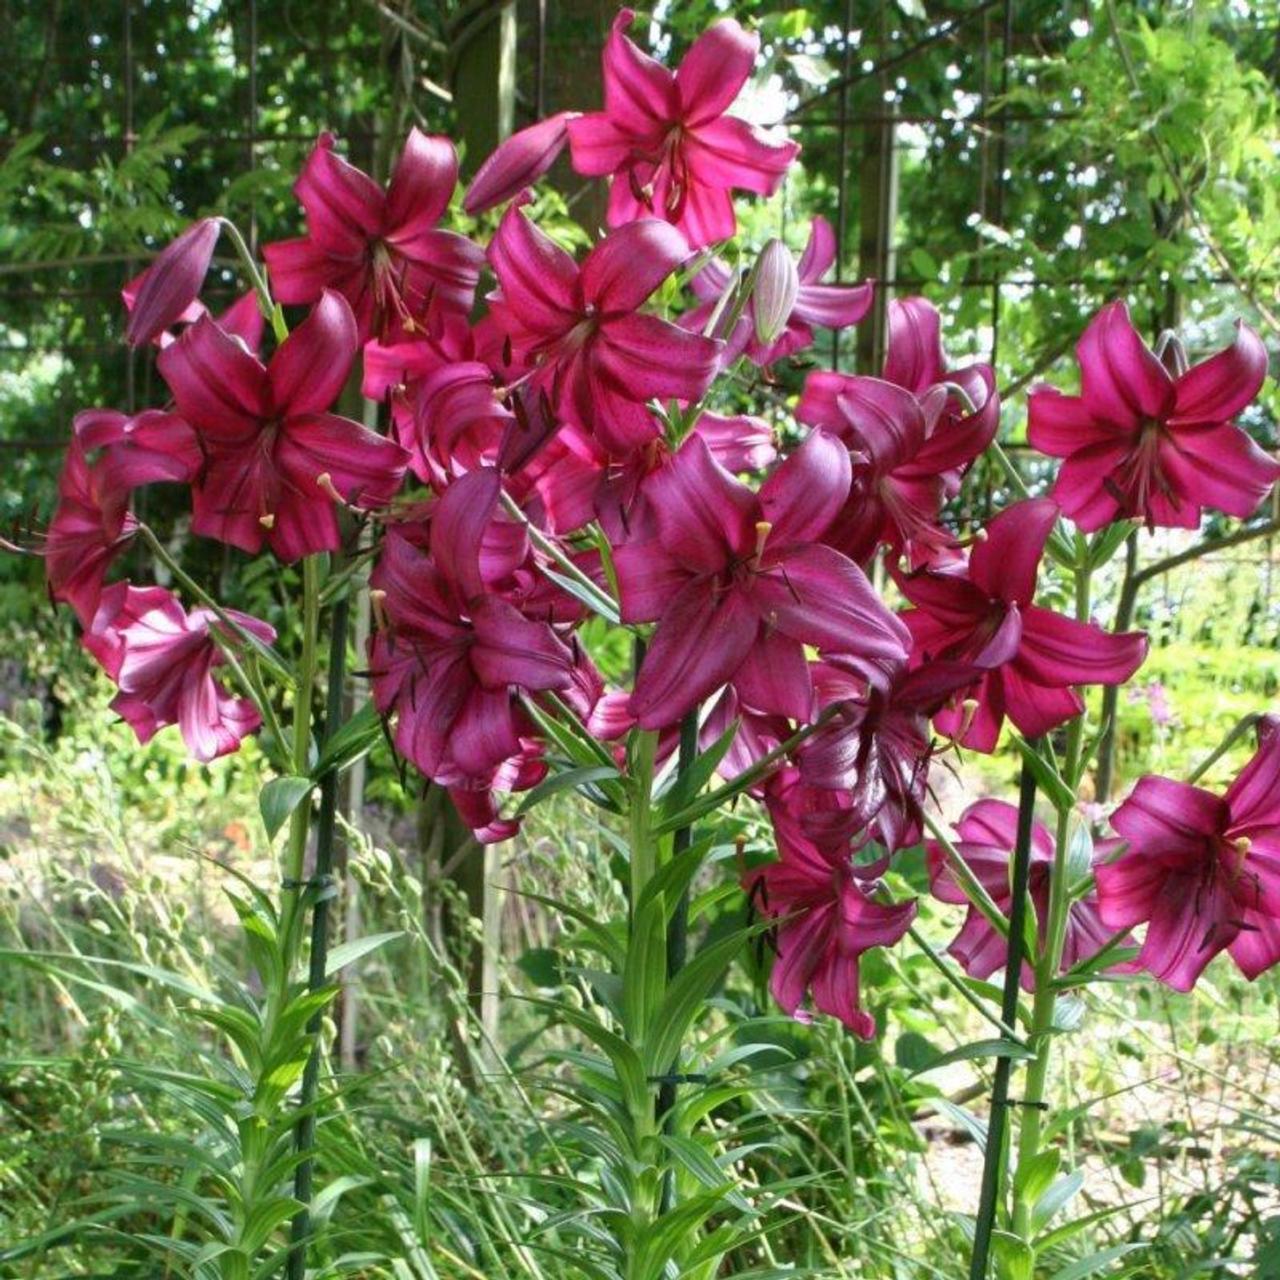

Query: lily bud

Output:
[124, 217, 220, 348]
[751, 238, 799, 346]
[463, 112, 580, 215]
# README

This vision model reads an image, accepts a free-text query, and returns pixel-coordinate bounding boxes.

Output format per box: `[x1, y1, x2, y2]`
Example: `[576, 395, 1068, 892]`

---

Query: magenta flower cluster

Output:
[43, 8, 1280, 1034]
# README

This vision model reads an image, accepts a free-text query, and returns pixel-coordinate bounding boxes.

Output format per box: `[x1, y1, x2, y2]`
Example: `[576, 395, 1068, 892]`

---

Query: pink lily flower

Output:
[567, 10, 799, 248]
[799, 659, 980, 852]
[687, 218, 874, 365]
[448, 748, 549, 845]
[928, 799, 1131, 991]
[747, 814, 916, 1038]
[123, 268, 266, 355]
[1028, 300, 1278, 530]
[1096, 718, 1280, 991]
[615, 430, 909, 730]
[486, 206, 721, 453]
[45, 444, 135, 626]
[361, 310, 477, 402]
[882, 296, 998, 429]
[798, 377, 970, 565]
[156, 289, 409, 562]
[46, 411, 201, 625]
[263, 131, 484, 341]
[896, 499, 1148, 751]
[73, 407, 202, 494]
[84, 583, 275, 762]
[797, 299, 998, 565]
[527, 411, 775, 540]
[368, 469, 576, 787]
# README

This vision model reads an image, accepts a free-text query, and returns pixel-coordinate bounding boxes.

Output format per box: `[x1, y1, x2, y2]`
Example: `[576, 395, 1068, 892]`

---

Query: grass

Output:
[1, 641, 1278, 1278]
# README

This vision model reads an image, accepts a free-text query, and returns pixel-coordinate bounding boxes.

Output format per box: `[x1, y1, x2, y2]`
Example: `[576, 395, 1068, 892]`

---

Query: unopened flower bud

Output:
[124, 217, 220, 347]
[752, 238, 799, 346]
[463, 112, 580, 215]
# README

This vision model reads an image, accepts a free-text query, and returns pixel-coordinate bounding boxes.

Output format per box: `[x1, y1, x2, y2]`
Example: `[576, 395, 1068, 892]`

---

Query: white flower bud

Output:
[752, 238, 799, 345]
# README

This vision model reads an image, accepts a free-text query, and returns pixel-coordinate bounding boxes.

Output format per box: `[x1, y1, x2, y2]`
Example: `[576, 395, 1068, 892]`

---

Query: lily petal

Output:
[268, 289, 359, 416]
[1172, 320, 1268, 424]
[581, 219, 690, 311]
[758, 428, 851, 547]
[969, 499, 1058, 605]
[631, 577, 758, 729]
[675, 18, 757, 126]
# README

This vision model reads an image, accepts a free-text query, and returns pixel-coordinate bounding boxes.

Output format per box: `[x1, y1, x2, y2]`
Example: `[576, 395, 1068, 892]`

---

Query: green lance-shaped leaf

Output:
[1010, 735, 1075, 812]
[516, 763, 623, 815]
[655, 716, 740, 814]
[631, 1190, 729, 1280]
[324, 930, 404, 978]
[526, 998, 650, 1120]
[1031, 1170, 1085, 1235]
[643, 925, 766, 1076]
[311, 700, 381, 778]
[909, 1037, 1037, 1078]
[259, 775, 314, 841]
[1047, 1245, 1145, 1280]
[623, 890, 669, 1038]
[510, 888, 626, 969]
[635, 833, 716, 923]
[1013, 1148, 1061, 1210]
[990, 1230, 1035, 1280]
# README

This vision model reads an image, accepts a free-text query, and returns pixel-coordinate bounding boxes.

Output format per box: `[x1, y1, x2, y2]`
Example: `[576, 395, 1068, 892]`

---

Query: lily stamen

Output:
[315, 472, 345, 505]
[369, 588, 389, 632]
[752, 520, 772, 568]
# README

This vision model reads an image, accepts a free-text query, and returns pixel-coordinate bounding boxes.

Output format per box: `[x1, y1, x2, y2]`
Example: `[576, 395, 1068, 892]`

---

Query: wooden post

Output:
[526, 0, 614, 230]
[854, 1, 899, 375]
[449, 0, 517, 174]
[442, 0, 521, 1057]
[854, 107, 899, 374]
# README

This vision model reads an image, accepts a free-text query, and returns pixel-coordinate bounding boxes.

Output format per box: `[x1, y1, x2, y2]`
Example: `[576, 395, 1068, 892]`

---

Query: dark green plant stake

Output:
[287, 587, 350, 1279]
[658, 709, 700, 1140]
[967, 744, 1040, 1280]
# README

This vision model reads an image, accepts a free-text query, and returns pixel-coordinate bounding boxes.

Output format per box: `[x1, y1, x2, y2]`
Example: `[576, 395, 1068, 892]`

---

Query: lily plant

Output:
[27, 7, 1280, 1280]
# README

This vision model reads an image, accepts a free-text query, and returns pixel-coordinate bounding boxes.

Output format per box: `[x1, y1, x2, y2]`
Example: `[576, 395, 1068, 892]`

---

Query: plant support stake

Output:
[967, 743, 1040, 1280]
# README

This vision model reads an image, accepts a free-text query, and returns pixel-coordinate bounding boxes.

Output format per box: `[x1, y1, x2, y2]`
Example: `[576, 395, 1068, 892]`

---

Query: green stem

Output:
[136, 523, 293, 686]
[287, 586, 350, 1278]
[217, 216, 288, 342]
[920, 809, 1011, 942]
[1010, 564, 1091, 1237]
[628, 729, 660, 910]
[967, 750, 1041, 1280]
[1095, 531, 1138, 804]
[498, 490, 621, 623]
[625, 724, 661, 1280]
